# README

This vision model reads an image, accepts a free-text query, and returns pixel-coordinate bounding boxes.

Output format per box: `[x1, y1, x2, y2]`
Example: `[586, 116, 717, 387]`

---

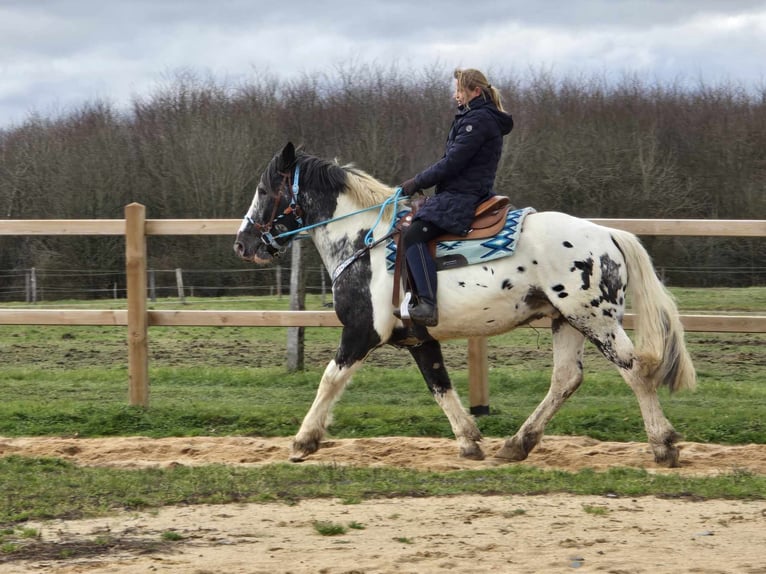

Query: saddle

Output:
[392, 195, 511, 309]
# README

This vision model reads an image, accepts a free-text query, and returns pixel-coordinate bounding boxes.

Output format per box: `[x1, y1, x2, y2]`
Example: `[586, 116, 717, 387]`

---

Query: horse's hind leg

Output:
[495, 318, 585, 461]
[408, 339, 484, 460]
[619, 363, 681, 467]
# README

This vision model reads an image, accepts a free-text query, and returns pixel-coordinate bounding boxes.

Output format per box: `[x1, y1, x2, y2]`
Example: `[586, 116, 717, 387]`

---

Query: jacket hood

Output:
[461, 96, 513, 135]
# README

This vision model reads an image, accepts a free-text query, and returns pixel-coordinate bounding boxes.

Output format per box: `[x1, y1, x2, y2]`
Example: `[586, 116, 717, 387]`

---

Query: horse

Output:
[234, 142, 696, 467]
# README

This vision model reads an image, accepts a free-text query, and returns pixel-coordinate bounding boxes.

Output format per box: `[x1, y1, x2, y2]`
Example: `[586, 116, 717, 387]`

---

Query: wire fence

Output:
[0, 266, 333, 303]
[0, 265, 764, 304]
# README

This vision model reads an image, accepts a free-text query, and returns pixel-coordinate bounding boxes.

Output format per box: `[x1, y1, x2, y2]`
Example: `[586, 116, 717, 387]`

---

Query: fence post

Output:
[468, 337, 490, 416]
[28, 267, 37, 304]
[175, 268, 186, 304]
[125, 203, 149, 407]
[320, 268, 327, 306]
[148, 269, 157, 302]
[286, 241, 305, 371]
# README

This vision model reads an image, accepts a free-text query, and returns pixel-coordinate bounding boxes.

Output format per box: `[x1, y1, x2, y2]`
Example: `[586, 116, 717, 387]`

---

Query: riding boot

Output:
[402, 242, 439, 326]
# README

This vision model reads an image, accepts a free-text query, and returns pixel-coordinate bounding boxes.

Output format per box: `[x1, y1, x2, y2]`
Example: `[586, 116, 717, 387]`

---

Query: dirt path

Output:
[2, 435, 766, 574]
[2, 434, 766, 475]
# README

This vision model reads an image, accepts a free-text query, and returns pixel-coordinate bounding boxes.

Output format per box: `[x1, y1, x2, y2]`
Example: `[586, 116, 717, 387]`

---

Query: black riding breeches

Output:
[403, 219, 447, 250]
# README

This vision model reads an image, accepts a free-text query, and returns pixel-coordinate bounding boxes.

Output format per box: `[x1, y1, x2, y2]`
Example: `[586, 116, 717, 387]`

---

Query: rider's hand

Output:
[400, 178, 420, 196]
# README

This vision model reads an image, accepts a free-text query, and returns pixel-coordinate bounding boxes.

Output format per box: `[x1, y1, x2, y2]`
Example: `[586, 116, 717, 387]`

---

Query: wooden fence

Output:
[1, 203, 764, 412]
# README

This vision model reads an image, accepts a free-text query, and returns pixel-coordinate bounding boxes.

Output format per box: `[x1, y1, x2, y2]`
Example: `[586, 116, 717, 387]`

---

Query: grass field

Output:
[0, 287, 764, 524]
[0, 288, 763, 443]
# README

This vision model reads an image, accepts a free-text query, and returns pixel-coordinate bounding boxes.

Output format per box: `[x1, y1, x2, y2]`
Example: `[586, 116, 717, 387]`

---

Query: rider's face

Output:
[454, 80, 481, 107]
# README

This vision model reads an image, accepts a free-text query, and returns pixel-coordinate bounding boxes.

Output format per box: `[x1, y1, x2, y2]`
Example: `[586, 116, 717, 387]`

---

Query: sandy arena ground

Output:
[1, 435, 765, 574]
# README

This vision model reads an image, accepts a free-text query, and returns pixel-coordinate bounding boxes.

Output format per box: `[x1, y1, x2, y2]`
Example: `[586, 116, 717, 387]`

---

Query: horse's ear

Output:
[279, 142, 296, 171]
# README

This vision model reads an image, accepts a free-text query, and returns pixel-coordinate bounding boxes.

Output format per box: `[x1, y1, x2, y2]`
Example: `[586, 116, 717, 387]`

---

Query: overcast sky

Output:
[1, 0, 765, 128]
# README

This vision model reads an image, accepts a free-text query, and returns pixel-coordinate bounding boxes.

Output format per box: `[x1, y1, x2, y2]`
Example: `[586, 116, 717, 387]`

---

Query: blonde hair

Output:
[454, 68, 505, 112]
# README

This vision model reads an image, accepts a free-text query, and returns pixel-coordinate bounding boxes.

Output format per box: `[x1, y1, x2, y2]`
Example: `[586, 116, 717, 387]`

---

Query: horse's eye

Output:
[275, 223, 288, 233]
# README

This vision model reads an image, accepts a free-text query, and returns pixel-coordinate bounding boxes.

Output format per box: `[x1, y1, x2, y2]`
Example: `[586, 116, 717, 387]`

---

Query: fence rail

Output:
[1, 309, 764, 332]
[2, 218, 765, 236]
[1, 204, 764, 411]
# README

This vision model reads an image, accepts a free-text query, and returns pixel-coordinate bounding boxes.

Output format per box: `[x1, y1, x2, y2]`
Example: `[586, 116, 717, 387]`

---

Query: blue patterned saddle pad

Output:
[386, 207, 535, 272]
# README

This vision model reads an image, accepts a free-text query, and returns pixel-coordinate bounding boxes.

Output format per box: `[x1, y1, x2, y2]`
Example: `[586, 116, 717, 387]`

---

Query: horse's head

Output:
[234, 142, 303, 264]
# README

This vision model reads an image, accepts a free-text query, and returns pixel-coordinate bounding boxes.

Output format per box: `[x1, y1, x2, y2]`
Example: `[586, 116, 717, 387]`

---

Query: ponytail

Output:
[454, 68, 506, 112]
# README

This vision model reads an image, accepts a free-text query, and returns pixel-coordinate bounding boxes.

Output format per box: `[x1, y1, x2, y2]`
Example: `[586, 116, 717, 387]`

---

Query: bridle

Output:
[241, 163, 304, 256]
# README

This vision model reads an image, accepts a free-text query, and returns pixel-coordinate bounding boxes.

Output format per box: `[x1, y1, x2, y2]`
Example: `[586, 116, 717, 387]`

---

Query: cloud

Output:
[1, 0, 765, 128]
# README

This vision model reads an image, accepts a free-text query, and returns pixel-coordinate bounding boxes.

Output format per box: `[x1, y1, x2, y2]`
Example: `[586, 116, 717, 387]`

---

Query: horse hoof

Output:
[460, 444, 485, 461]
[290, 436, 320, 462]
[653, 445, 680, 468]
[652, 432, 682, 467]
[494, 438, 529, 462]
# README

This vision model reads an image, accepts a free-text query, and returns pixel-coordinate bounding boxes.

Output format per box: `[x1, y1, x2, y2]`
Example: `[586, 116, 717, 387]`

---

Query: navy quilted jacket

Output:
[413, 95, 513, 235]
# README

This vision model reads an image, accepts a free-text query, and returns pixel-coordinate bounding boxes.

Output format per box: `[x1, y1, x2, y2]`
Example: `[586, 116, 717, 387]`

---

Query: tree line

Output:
[0, 64, 764, 299]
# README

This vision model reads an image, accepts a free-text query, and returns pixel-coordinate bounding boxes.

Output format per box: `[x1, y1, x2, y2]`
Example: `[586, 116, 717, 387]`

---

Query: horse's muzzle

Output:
[233, 240, 273, 264]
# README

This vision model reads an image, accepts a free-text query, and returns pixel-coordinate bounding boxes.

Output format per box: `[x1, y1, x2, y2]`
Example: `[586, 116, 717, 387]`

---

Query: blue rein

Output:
[266, 164, 406, 247]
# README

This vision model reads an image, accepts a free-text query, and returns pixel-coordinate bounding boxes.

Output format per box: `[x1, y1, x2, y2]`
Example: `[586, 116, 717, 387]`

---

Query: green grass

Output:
[161, 531, 183, 541]
[582, 504, 610, 516]
[0, 358, 762, 444]
[313, 521, 347, 536]
[0, 289, 763, 525]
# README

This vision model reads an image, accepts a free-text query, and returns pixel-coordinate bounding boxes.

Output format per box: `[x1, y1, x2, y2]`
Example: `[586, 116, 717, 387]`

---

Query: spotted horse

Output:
[234, 143, 696, 467]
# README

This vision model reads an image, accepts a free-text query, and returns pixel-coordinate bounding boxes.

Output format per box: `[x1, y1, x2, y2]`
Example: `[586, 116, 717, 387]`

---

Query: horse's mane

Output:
[342, 165, 396, 209]
[292, 152, 395, 209]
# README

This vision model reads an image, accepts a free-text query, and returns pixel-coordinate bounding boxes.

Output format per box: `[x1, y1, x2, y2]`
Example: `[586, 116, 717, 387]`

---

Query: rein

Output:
[241, 161, 407, 281]
[245, 162, 406, 280]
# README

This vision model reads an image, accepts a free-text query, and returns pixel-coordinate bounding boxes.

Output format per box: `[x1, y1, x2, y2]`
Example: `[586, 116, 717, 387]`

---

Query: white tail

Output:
[611, 229, 697, 392]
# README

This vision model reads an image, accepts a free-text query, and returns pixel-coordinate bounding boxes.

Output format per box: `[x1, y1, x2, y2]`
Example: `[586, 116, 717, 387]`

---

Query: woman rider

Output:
[396, 68, 514, 326]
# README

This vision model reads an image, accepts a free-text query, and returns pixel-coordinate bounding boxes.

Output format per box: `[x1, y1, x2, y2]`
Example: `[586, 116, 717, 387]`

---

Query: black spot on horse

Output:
[590, 299, 600, 307]
[523, 286, 550, 310]
[517, 266, 525, 272]
[532, 260, 538, 265]
[458, 281, 466, 287]
[573, 258, 594, 290]
[602, 308, 614, 318]
[552, 284, 566, 292]
[598, 253, 624, 305]
[502, 279, 513, 290]
[557, 292, 569, 298]
[563, 241, 574, 248]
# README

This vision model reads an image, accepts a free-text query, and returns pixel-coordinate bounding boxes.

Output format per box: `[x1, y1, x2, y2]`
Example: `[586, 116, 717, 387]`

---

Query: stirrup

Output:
[393, 292, 413, 320]
[409, 301, 439, 327]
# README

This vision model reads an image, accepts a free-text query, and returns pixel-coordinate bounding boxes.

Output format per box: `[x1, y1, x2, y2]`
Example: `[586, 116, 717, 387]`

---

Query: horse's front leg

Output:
[290, 326, 376, 462]
[408, 339, 484, 460]
[290, 358, 363, 461]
